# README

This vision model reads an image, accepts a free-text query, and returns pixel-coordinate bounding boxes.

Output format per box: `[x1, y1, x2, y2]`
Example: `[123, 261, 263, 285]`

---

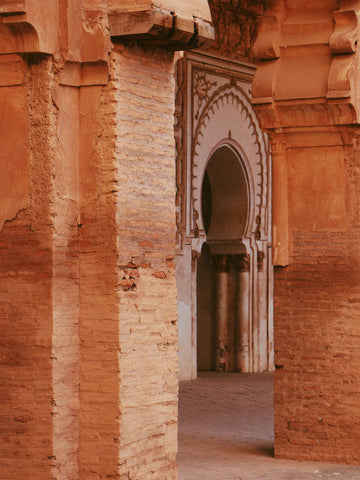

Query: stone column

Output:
[233, 254, 251, 372]
[257, 251, 269, 371]
[213, 254, 231, 372]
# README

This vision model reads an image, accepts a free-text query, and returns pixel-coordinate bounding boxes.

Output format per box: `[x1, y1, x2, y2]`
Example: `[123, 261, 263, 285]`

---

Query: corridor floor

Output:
[178, 372, 360, 480]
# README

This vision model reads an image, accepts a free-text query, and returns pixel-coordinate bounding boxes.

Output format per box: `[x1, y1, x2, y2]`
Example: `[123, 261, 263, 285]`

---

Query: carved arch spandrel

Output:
[190, 81, 270, 246]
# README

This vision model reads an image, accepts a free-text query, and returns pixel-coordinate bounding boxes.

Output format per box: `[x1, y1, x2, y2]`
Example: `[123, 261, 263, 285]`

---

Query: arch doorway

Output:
[197, 145, 252, 372]
[175, 52, 273, 379]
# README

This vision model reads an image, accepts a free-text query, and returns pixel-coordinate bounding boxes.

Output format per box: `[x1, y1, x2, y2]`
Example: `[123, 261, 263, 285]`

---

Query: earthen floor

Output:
[178, 372, 360, 480]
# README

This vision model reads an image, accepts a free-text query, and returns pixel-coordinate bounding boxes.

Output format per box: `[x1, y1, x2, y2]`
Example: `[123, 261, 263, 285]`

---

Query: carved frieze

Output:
[208, 0, 264, 60]
[213, 254, 230, 273]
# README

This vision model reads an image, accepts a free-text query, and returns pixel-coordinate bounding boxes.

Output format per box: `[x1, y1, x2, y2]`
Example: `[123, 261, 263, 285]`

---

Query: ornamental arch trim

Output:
[189, 83, 269, 250]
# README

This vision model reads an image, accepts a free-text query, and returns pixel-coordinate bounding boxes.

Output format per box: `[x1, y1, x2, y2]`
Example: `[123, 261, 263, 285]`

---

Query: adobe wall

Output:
[0, 49, 179, 480]
[272, 132, 360, 463]
[253, 0, 360, 463]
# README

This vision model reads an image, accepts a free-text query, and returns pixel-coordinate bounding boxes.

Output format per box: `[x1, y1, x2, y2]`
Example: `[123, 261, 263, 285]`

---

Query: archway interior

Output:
[197, 145, 249, 371]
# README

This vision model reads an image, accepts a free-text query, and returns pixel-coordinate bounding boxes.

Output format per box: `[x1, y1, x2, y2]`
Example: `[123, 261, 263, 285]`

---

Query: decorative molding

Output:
[191, 82, 267, 241]
[251, 15, 280, 60]
[174, 54, 270, 253]
[252, 1, 360, 128]
[191, 250, 201, 272]
[174, 57, 187, 251]
[328, 2, 360, 100]
[257, 251, 265, 271]
[0, 0, 110, 63]
[0, 1, 25, 15]
[0, 0, 57, 55]
[192, 70, 217, 119]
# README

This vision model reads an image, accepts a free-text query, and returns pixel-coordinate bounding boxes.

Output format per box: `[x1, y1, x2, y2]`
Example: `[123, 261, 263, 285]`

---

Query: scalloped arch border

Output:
[190, 82, 269, 243]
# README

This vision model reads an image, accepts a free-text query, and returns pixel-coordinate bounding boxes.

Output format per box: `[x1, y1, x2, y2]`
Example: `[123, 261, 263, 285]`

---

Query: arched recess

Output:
[175, 52, 274, 380]
[197, 144, 251, 371]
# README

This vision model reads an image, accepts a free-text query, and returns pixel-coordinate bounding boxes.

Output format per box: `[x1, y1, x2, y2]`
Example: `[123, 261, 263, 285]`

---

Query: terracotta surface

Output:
[0, 2, 185, 478]
[2, 1, 360, 478]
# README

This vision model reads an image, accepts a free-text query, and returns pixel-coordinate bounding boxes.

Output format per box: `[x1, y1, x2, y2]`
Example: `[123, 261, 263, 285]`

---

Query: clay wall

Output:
[252, 0, 360, 462]
[273, 135, 360, 463]
[0, 39, 179, 480]
[0, 54, 84, 479]
[78, 69, 120, 478]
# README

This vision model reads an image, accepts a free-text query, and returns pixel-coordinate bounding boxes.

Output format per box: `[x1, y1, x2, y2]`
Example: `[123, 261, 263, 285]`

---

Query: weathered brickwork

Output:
[114, 44, 178, 479]
[0, 35, 179, 480]
[273, 141, 360, 463]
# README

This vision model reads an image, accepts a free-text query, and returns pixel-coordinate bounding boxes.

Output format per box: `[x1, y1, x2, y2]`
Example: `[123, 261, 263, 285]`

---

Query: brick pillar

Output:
[253, 0, 360, 463]
[113, 44, 179, 480]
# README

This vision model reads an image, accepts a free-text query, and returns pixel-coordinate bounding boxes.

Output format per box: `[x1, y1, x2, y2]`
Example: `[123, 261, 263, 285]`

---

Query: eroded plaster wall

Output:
[0, 52, 83, 479]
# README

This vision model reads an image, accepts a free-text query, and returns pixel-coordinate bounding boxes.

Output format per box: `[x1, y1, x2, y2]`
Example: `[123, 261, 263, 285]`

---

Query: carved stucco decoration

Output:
[191, 79, 269, 250]
[208, 0, 264, 60]
[174, 57, 187, 251]
[175, 53, 270, 256]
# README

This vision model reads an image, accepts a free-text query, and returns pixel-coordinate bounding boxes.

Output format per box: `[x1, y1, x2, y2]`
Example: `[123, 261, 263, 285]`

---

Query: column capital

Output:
[213, 254, 230, 273]
[233, 254, 250, 273]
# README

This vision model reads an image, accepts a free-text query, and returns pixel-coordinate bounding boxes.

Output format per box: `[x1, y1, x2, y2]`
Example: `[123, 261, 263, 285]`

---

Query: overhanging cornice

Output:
[108, 0, 214, 51]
